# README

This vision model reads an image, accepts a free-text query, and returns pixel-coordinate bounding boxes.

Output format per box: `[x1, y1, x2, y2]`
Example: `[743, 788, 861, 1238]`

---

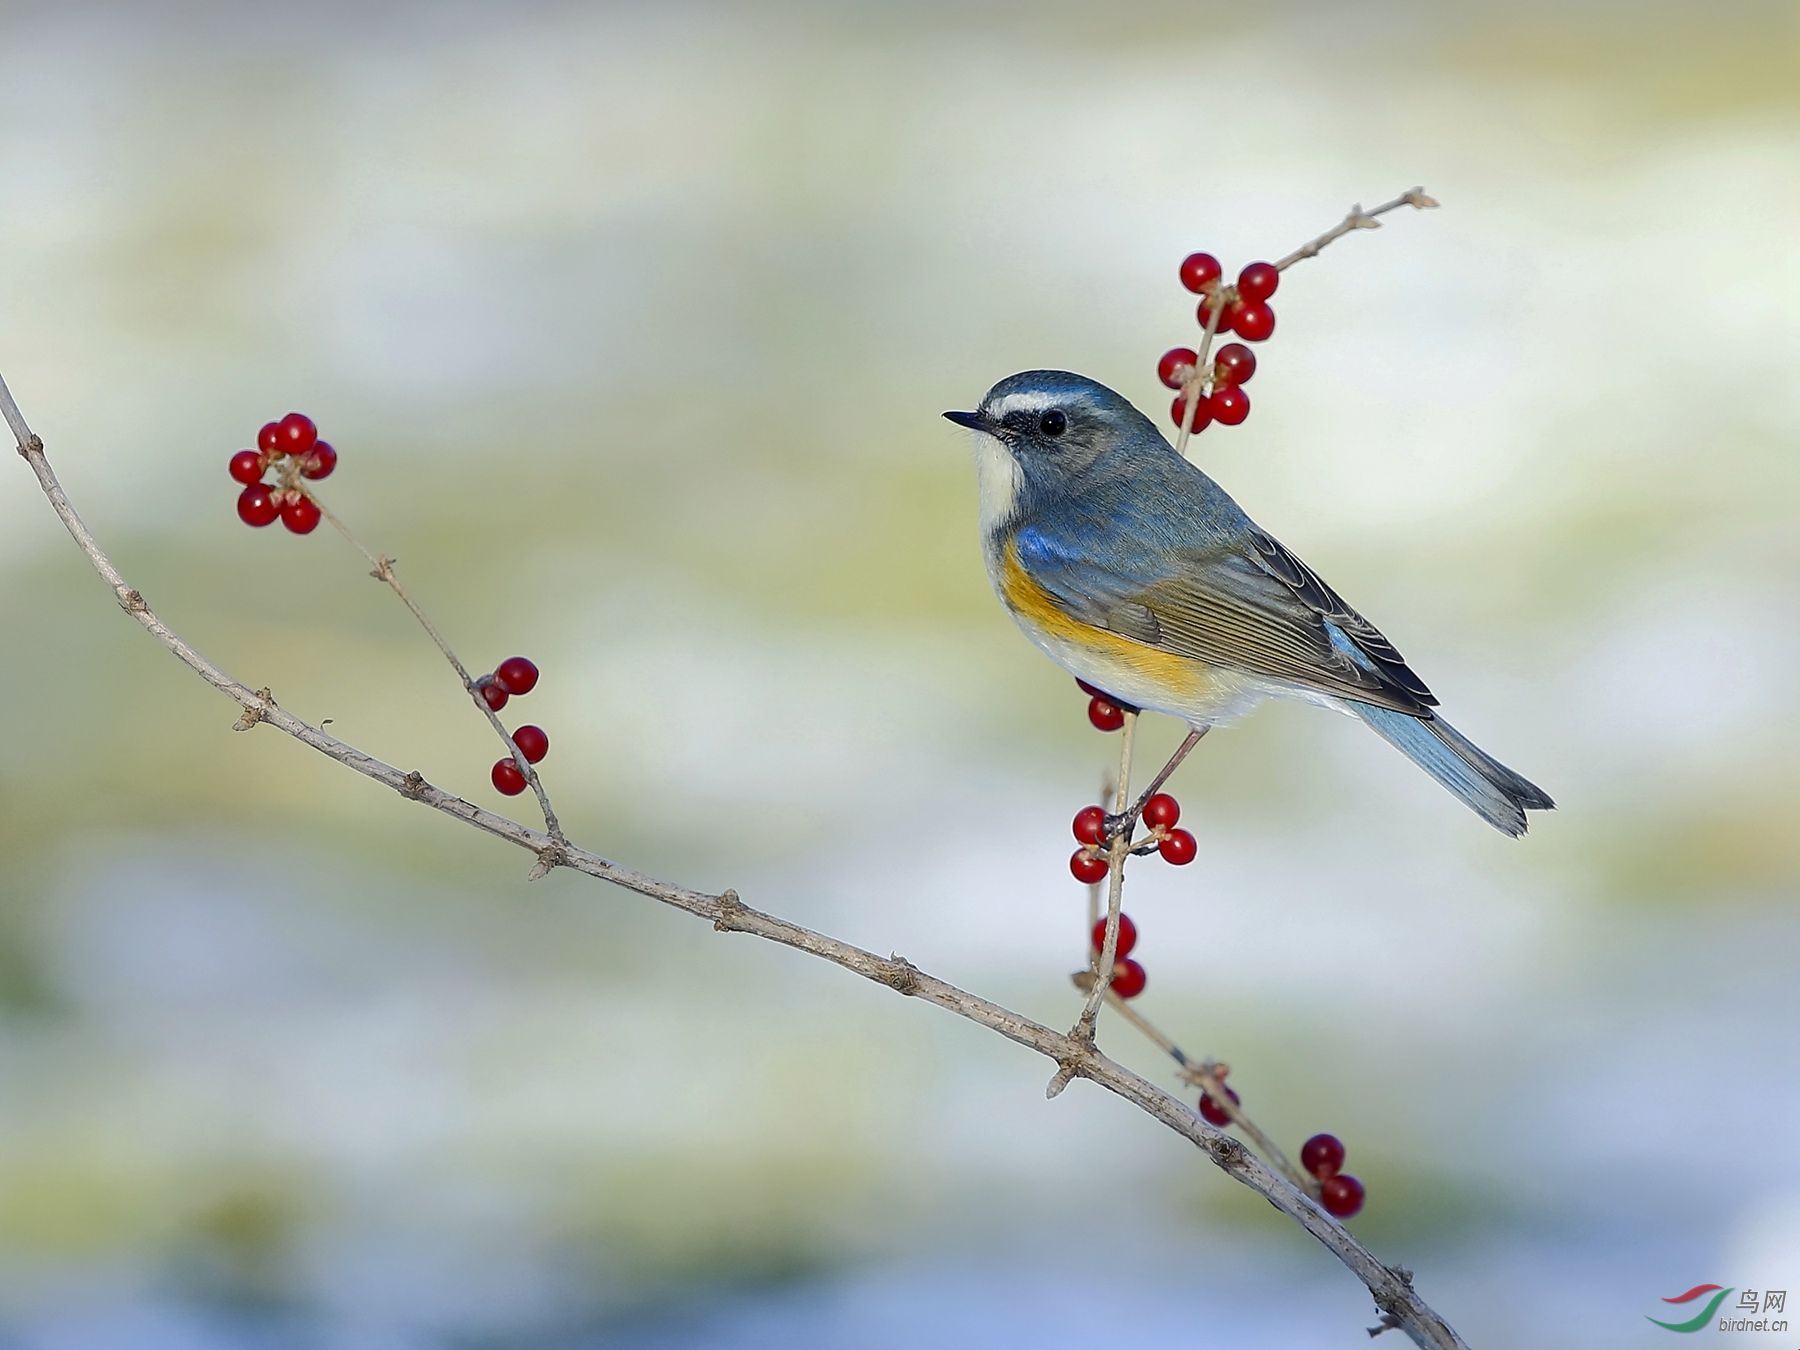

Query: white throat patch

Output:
[966, 431, 1022, 535]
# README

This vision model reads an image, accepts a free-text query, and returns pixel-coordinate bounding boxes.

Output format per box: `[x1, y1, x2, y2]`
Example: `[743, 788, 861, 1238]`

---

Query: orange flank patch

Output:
[996, 538, 1217, 706]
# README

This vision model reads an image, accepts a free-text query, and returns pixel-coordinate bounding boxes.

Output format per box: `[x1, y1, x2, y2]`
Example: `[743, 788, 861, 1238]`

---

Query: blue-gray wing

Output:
[1017, 523, 1437, 716]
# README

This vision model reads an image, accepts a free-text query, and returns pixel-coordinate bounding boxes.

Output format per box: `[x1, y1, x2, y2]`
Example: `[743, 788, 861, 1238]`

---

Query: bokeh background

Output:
[3, 3, 1797, 1347]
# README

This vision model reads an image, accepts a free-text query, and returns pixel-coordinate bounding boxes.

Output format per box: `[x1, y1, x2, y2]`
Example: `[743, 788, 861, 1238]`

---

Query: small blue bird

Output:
[945, 370, 1553, 836]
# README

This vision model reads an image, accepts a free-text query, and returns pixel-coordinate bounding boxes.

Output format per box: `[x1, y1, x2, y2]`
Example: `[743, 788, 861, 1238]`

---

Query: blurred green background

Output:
[3, 2, 1797, 1347]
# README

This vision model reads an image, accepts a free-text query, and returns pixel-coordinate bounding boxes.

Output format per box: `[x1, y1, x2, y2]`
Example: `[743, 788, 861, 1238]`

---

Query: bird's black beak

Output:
[942, 410, 992, 432]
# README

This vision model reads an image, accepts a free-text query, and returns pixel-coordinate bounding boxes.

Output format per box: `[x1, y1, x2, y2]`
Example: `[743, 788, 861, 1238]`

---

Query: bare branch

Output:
[0, 368, 1469, 1350]
[1275, 187, 1438, 272]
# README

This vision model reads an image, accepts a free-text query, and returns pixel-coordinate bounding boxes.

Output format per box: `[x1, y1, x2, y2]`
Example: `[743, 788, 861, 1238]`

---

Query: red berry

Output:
[229, 450, 264, 485]
[1170, 394, 1213, 434]
[1196, 299, 1232, 334]
[1237, 261, 1280, 302]
[511, 724, 549, 764]
[494, 656, 539, 696]
[1158, 827, 1198, 865]
[477, 680, 509, 712]
[1072, 805, 1108, 845]
[280, 495, 321, 535]
[1075, 678, 1106, 699]
[1157, 347, 1198, 390]
[491, 758, 528, 796]
[1070, 848, 1109, 885]
[1212, 342, 1257, 385]
[1090, 912, 1138, 958]
[236, 483, 279, 527]
[1179, 252, 1221, 294]
[1087, 696, 1125, 732]
[1199, 1085, 1240, 1127]
[1319, 1173, 1365, 1219]
[1209, 385, 1251, 427]
[301, 441, 337, 480]
[1143, 793, 1180, 829]
[1108, 957, 1147, 999]
[1301, 1133, 1347, 1180]
[257, 421, 282, 455]
[275, 412, 317, 457]
[1228, 301, 1275, 342]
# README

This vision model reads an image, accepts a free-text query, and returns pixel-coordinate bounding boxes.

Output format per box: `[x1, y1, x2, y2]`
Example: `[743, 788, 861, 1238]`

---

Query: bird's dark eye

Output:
[1038, 409, 1067, 437]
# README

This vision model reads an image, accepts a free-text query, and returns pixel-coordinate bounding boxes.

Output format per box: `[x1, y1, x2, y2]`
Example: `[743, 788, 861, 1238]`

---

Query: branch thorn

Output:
[712, 887, 747, 931]
[232, 687, 276, 732]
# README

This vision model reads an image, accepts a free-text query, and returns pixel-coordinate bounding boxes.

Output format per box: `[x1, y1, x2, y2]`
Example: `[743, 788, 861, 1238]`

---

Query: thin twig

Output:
[1274, 187, 1438, 273]
[1174, 297, 1226, 462]
[1, 369, 1468, 1350]
[1074, 710, 1137, 1043]
[1069, 971, 1314, 1195]
[302, 488, 566, 848]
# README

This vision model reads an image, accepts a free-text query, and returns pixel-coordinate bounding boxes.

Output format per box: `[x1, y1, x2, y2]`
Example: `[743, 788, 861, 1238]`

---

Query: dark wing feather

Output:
[1245, 530, 1437, 707]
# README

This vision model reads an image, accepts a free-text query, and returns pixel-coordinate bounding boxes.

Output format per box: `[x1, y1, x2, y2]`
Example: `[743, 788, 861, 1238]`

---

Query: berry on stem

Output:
[1170, 394, 1213, 434]
[1087, 696, 1125, 732]
[1158, 828, 1197, 865]
[1196, 299, 1231, 334]
[1209, 385, 1251, 427]
[236, 483, 279, 527]
[257, 421, 282, 456]
[280, 495, 322, 535]
[491, 758, 528, 796]
[1143, 793, 1180, 829]
[229, 450, 264, 485]
[1157, 347, 1198, 390]
[1228, 301, 1276, 343]
[1319, 1173, 1365, 1219]
[301, 441, 337, 480]
[275, 411, 318, 457]
[1070, 848, 1109, 885]
[1212, 342, 1257, 385]
[1090, 912, 1138, 958]
[1301, 1133, 1347, 1180]
[477, 679, 509, 712]
[1108, 957, 1147, 999]
[1072, 805, 1107, 846]
[495, 656, 539, 696]
[1199, 1085, 1240, 1127]
[1237, 261, 1280, 302]
[1179, 252, 1221, 294]
[512, 724, 549, 764]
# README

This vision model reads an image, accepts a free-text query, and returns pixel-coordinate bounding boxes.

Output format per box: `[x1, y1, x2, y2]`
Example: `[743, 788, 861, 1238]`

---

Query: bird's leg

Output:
[1104, 726, 1209, 843]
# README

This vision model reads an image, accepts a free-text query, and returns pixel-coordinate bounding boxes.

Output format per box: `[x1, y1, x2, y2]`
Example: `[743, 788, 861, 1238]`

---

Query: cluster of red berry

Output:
[1300, 1132, 1366, 1218]
[229, 412, 336, 534]
[1088, 912, 1146, 998]
[473, 656, 549, 795]
[1157, 252, 1280, 433]
[1069, 790, 1197, 885]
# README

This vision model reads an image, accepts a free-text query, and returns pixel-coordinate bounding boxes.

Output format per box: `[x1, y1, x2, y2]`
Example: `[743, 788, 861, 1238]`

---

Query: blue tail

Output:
[1352, 705, 1554, 837]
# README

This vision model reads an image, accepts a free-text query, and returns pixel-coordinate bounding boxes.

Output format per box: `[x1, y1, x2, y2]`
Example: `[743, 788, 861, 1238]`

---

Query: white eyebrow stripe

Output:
[984, 390, 1064, 419]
